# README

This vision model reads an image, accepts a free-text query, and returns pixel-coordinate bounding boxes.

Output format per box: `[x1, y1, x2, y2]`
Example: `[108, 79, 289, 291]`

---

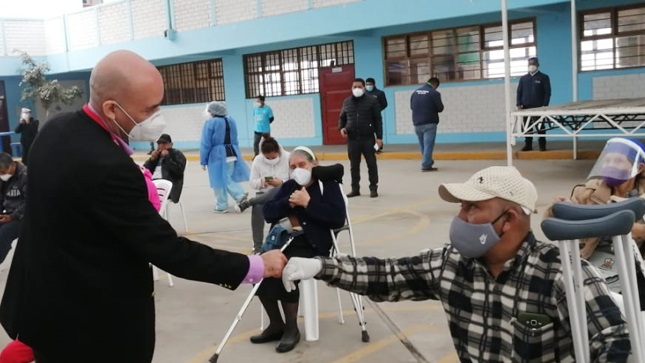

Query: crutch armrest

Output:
[541, 210, 635, 241]
[551, 198, 645, 221]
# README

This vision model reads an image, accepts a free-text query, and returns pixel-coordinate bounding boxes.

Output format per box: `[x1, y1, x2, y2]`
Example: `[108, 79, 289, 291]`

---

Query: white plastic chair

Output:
[152, 179, 175, 287]
[166, 199, 188, 233]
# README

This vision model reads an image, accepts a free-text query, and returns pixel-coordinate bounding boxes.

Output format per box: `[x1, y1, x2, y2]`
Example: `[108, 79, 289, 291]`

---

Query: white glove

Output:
[282, 257, 323, 292]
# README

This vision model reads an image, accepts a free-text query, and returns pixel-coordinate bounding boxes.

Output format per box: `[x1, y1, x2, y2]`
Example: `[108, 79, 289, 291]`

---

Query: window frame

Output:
[579, 4, 645, 71]
[382, 18, 537, 86]
[157, 59, 225, 106]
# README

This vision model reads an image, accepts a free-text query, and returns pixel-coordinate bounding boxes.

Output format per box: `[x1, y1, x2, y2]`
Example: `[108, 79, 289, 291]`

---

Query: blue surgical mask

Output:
[366, 85, 374, 92]
[449, 211, 507, 259]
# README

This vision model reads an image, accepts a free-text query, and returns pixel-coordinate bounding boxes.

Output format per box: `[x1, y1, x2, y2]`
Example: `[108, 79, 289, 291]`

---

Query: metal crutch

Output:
[543, 207, 641, 362]
[209, 234, 297, 363]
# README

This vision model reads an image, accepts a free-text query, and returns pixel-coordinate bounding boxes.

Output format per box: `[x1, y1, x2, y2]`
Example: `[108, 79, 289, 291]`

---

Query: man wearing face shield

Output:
[282, 166, 630, 362]
[0, 50, 287, 363]
[552, 137, 645, 306]
[13, 108, 39, 165]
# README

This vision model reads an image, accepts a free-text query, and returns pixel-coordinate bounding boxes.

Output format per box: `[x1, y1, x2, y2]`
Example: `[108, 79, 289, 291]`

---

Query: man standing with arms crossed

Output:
[339, 78, 382, 198]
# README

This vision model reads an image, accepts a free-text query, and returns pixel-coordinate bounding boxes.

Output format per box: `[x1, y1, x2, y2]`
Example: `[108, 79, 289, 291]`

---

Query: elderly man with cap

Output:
[200, 100, 249, 213]
[282, 166, 630, 362]
[144, 133, 186, 203]
[13, 108, 39, 165]
[517, 57, 551, 152]
[0, 50, 286, 363]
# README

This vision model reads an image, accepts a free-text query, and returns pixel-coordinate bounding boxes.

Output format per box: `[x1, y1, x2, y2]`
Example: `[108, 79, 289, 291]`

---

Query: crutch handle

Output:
[541, 210, 635, 241]
[551, 198, 645, 221]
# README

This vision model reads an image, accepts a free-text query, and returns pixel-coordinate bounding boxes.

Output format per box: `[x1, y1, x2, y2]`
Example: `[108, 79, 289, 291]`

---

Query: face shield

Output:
[588, 138, 645, 186]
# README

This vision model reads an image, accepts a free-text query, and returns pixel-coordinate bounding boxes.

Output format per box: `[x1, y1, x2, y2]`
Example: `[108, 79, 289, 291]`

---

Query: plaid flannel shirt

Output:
[316, 233, 630, 362]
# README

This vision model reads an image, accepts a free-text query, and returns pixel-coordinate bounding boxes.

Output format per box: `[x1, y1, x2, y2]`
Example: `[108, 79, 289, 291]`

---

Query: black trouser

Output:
[523, 115, 546, 147]
[347, 138, 378, 191]
[253, 132, 267, 156]
[21, 142, 31, 165]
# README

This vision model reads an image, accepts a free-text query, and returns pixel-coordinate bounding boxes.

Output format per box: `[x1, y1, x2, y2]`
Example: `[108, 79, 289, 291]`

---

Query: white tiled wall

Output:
[215, 0, 257, 25]
[312, 0, 362, 8]
[395, 82, 516, 135]
[131, 0, 166, 40]
[261, 0, 308, 17]
[66, 10, 99, 50]
[98, 2, 131, 44]
[3, 20, 46, 56]
[44, 17, 66, 54]
[174, 0, 212, 31]
[265, 98, 316, 139]
[159, 104, 208, 142]
[593, 74, 645, 100]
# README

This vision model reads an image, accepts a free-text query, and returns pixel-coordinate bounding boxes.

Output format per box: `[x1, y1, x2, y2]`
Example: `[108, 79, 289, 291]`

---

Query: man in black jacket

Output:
[516, 57, 551, 151]
[14, 108, 39, 165]
[365, 77, 388, 153]
[339, 78, 383, 198]
[0, 50, 287, 363]
[0, 153, 26, 264]
[411, 77, 444, 172]
[144, 133, 186, 203]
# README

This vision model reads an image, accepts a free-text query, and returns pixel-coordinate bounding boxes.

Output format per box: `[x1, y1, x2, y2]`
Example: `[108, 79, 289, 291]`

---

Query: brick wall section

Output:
[261, 0, 308, 17]
[3, 20, 46, 55]
[265, 97, 316, 139]
[67, 10, 98, 50]
[215, 0, 257, 25]
[44, 17, 66, 54]
[395, 82, 517, 135]
[174, 0, 212, 31]
[159, 104, 208, 143]
[98, 2, 130, 44]
[131, 0, 166, 40]
[312, 0, 362, 8]
[593, 73, 645, 100]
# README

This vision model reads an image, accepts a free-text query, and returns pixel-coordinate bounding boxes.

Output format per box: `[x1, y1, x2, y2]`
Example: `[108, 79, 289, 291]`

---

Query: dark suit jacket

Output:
[263, 179, 346, 256]
[0, 109, 250, 363]
[144, 148, 186, 202]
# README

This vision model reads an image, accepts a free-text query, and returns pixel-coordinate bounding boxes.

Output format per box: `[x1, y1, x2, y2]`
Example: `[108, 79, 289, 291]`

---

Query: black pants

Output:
[0, 220, 20, 264]
[253, 132, 267, 156]
[347, 138, 379, 191]
[20, 142, 31, 165]
[523, 115, 546, 147]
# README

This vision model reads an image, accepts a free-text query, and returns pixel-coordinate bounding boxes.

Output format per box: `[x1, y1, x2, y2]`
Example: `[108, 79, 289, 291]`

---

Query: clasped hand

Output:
[289, 188, 310, 208]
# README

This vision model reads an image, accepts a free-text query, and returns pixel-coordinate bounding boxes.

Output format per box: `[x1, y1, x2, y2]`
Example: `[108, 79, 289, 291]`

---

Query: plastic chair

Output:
[166, 199, 188, 233]
[152, 179, 174, 287]
[542, 198, 645, 362]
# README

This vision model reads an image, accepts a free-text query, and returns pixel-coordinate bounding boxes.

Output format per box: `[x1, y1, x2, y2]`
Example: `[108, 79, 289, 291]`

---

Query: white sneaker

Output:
[213, 209, 229, 214]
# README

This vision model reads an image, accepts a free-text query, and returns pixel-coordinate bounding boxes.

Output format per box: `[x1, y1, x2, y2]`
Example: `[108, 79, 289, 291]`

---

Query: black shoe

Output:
[275, 330, 301, 353]
[521, 144, 532, 151]
[539, 145, 547, 152]
[370, 190, 378, 198]
[347, 190, 360, 198]
[421, 167, 438, 172]
[250, 329, 284, 344]
[235, 200, 250, 213]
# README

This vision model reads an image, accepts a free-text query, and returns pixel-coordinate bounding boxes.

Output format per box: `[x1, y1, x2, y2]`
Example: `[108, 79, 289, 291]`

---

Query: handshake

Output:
[260, 251, 323, 292]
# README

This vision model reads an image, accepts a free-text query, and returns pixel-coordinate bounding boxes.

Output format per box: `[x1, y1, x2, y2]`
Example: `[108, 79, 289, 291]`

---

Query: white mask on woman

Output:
[292, 168, 312, 186]
[265, 156, 280, 166]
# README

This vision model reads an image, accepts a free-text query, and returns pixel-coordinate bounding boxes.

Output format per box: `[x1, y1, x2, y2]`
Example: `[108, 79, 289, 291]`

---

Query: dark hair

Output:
[257, 95, 266, 102]
[353, 78, 365, 86]
[428, 77, 441, 88]
[0, 153, 14, 169]
[365, 77, 375, 84]
[260, 136, 280, 154]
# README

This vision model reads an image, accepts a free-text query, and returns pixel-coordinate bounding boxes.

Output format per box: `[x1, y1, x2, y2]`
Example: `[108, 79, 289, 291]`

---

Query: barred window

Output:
[244, 41, 354, 98]
[580, 4, 645, 71]
[383, 20, 536, 86]
[158, 59, 225, 105]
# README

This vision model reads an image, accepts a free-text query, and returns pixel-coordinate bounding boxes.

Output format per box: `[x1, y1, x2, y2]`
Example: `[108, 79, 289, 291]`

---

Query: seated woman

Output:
[553, 137, 645, 306]
[251, 146, 346, 353]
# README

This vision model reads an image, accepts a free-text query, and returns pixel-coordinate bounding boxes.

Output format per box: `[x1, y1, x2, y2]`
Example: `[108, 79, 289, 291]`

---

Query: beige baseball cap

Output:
[438, 166, 538, 215]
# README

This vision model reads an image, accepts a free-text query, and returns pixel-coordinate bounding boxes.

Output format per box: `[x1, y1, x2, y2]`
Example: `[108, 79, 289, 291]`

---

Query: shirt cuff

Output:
[242, 255, 264, 284]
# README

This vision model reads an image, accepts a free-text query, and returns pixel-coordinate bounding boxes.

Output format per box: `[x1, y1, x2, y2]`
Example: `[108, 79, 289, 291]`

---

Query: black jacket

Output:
[263, 179, 346, 256]
[14, 118, 39, 145]
[366, 87, 388, 111]
[410, 83, 444, 126]
[0, 162, 27, 220]
[516, 71, 551, 109]
[0, 109, 250, 363]
[338, 95, 383, 140]
[144, 148, 186, 202]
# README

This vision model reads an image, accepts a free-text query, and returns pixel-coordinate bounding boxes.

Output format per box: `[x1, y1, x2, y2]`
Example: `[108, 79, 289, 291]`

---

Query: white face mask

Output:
[265, 156, 280, 166]
[529, 65, 538, 73]
[113, 103, 167, 142]
[291, 167, 312, 186]
[352, 88, 365, 98]
[0, 174, 11, 182]
[254, 102, 262, 108]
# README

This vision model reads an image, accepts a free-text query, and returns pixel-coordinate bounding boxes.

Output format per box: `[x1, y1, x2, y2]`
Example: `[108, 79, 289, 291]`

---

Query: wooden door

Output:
[319, 65, 355, 145]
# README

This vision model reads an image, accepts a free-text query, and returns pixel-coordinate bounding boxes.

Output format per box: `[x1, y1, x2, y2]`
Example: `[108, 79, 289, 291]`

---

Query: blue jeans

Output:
[0, 220, 20, 264]
[213, 161, 246, 211]
[415, 123, 438, 170]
